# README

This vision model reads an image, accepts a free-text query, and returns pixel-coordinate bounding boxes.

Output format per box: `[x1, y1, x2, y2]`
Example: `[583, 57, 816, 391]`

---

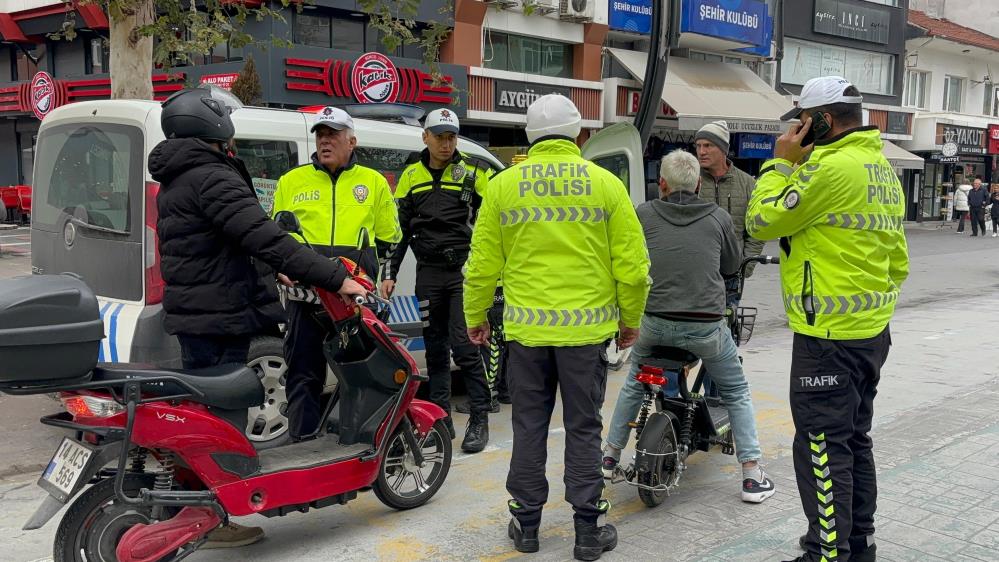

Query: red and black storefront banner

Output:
[0, 72, 184, 118]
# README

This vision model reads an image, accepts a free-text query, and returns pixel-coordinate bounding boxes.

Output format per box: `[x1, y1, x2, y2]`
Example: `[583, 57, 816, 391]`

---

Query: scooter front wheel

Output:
[53, 474, 177, 562]
[373, 419, 452, 510]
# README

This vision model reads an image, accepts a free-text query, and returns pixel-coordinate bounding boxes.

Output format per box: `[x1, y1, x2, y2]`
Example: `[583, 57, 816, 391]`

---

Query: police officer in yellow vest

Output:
[746, 77, 909, 562]
[272, 106, 401, 440]
[381, 108, 492, 453]
[464, 94, 650, 561]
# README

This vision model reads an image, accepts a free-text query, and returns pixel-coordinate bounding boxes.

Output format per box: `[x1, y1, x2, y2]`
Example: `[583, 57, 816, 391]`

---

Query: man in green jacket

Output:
[747, 76, 909, 562]
[695, 120, 766, 278]
[464, 94, 650, 561]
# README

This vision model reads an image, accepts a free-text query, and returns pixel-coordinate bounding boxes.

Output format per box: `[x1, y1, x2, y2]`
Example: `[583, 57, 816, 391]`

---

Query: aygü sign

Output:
[494, 80, 571, 115]
[682, 0, 768, 47]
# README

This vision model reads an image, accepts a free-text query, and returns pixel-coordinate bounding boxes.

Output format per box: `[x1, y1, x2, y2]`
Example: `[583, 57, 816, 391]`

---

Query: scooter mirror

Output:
[275, 211, 304, 236]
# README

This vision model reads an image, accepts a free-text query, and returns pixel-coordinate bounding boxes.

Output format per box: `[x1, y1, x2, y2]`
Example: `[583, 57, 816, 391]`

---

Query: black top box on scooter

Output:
[0, 274, 104, 384]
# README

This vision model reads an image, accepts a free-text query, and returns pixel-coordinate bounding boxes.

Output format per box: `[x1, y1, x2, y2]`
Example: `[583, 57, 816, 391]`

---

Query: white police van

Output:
[30, 99, 644, 448]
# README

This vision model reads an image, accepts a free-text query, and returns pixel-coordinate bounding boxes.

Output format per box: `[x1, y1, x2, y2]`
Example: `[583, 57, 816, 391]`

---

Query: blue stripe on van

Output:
[97, 302, 113, 362]
[389, 295, 422, 324]
[403, 337, 425, 351]
[108, 303, 125, 362]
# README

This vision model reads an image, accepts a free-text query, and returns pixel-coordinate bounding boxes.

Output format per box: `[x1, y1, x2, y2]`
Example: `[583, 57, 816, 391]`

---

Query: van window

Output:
[354, 147, 419, 194]
[33, 123, 142, 233]
[592, 154, 630, 195]
[235, 138, 298, 216]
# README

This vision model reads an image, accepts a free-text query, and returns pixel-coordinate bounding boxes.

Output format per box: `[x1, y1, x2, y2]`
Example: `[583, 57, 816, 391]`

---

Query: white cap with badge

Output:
[780, 76, 864, 121]
[424, 108, 460, 134]
[310, 106, 355, 132]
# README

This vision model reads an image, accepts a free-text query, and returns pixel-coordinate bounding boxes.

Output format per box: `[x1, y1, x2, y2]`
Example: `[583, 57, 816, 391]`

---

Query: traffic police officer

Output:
[463, 94, 650, 561]
[272, 106, 401, 440]
[382, 109, 492, 453]
[747, 77, 910, 562]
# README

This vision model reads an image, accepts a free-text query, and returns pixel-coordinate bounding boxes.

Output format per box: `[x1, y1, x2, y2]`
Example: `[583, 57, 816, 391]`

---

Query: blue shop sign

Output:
[609, 0, 653, 34]
[737, 134, 775, 159]
[681, 0, 768, 47]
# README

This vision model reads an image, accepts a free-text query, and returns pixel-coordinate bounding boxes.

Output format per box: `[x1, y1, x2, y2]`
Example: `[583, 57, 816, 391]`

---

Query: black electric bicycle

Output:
[607, 255, 779, 507]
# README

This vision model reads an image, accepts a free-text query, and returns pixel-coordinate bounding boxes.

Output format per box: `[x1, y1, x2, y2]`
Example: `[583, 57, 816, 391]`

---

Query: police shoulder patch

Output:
[451, 164, 466, 181]
[783, 190, 800, 210]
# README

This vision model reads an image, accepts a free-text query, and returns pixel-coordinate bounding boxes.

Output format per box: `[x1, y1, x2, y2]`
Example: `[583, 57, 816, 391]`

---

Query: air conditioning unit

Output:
[482, 0, 520, 8]
[559, 0, 594, 21]
[527, 0, 559, 15]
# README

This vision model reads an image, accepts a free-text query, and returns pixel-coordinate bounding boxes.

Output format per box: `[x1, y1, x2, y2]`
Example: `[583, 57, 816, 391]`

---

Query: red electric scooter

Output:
[0, 213, 451, 562]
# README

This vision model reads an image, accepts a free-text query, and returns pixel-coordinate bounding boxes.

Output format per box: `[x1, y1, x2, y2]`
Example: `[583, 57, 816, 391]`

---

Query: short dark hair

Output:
[813, 86, 863, 127]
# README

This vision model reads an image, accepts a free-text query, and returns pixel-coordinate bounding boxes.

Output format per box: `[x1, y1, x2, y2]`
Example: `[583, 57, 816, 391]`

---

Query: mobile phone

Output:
[800, 111, 832, 146]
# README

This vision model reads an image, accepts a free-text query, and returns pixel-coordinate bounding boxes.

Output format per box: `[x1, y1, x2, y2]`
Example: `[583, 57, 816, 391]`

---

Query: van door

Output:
[31, 122, 147, 362]
[582, 122, 645, 369]
[582, 122, 648, 207]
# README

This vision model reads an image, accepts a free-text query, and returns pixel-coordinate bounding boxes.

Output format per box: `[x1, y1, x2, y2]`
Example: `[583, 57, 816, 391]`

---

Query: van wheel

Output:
[246, 336, 292, 450]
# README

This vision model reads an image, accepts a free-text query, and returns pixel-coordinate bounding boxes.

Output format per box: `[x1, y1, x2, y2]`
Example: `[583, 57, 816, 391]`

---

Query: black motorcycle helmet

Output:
[160, 85, 242, 142]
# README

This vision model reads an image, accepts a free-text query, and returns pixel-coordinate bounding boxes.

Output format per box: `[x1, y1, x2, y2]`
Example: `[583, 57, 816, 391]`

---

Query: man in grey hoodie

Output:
[602, 149, 775, 503]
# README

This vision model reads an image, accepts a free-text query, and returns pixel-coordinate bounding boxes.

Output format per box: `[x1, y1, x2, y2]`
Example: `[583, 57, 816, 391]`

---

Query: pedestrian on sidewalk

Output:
[748, 76, 910, 562]
[463, 94, 650, 561]
[968, 178, 989, 237]
[953, 182, 970, 233]
[989, 184, 999, 237]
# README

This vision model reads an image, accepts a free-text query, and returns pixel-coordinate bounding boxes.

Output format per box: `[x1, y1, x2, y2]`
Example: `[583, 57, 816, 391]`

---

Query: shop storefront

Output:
[0, 48, 468, 186]
[603, 0, 784, 185]
[904, 120, 991, 221]
[464, 67, 604, 163]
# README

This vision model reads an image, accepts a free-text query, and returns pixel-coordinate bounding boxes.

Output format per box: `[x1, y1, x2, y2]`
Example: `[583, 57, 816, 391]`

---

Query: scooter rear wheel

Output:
[635, 413, 680, 508]
[373, 419, 452, 510]
[53, 474, 177, 562]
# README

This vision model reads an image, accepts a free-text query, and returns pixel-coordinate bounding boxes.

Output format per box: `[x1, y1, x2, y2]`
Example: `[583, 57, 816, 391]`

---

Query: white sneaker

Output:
[742, 467, 777, 503]
[993, 233, 998, 238]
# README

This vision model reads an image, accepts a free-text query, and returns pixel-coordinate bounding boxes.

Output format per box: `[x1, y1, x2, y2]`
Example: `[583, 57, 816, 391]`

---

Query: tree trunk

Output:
[109, 0, 154, 100]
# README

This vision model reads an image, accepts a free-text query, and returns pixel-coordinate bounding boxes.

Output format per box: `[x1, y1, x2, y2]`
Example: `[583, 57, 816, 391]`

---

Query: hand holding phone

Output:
[775, 116, 814, 164]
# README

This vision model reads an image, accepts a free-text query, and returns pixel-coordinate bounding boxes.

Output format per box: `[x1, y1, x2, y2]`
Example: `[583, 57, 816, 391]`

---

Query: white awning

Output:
[606, 48, 793, 134]
[882, 140, 924, 170]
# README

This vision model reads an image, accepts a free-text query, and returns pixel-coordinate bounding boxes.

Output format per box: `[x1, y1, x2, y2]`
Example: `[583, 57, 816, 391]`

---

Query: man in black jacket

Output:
[968, 178, 990, 237]
[149, 86, 365, 547]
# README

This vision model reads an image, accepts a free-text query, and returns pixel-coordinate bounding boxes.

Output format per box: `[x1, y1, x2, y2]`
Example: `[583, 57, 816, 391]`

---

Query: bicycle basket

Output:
[735, 307, 757, 346]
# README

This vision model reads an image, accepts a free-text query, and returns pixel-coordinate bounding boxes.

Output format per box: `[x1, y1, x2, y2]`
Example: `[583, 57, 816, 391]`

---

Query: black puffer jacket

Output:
[149, 138, 348, 336]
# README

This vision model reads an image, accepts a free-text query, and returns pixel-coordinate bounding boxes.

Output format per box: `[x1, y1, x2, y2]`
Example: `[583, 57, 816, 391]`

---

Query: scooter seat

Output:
[645, 346, 700, 370]
[91, 364, 264, 410]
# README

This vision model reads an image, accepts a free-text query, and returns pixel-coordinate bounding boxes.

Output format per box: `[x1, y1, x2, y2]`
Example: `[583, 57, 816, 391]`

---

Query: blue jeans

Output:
[605, 315, 762, 464]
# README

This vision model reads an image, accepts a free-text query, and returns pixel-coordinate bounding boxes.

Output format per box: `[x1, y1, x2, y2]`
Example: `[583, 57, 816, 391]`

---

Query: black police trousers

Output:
[506, 341, 608, 526]
[177, 334, 250, 370]
[792, 327, 890, 562]
[416, 263, 491, 416]
[284, 300, 329, 439]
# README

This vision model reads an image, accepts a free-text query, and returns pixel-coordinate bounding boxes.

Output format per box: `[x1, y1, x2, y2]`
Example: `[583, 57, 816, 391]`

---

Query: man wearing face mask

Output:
[747, 76, 909, 562]
[382, 109, 492, 452]
[272, 106, 401, 440]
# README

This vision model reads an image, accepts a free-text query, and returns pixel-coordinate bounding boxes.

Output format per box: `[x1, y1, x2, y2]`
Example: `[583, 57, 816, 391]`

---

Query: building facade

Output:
[897, 9, 999, 221]
[601, 0, 788, 189]
[780, 0, 924, 218]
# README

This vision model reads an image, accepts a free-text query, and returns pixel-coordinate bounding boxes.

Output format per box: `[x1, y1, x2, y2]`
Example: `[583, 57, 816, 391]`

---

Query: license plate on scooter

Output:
[38, 438, 95, 503]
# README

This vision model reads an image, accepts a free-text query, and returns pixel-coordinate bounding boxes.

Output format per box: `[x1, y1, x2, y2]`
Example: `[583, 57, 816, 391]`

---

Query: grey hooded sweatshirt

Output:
[636, 191, 741, 319]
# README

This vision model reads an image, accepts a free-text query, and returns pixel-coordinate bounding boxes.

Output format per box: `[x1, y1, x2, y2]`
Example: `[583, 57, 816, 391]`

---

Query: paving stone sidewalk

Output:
[520, 379, 999, 562]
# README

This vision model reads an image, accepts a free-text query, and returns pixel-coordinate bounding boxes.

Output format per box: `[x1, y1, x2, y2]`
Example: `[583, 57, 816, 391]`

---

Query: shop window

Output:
[15, 43, 47, 81]
[484, 32, 574, 79]
[86, 38, 109, 75]
[943, 75, 964, 112]
[904, 70, 929, 110]
[296, 13, 332, 48]
[233, 138, 298, 216]
[783, 39, 894, 97]
[210, 40, 243, 64]
[332, 16, 365, 52]
[983, 83, 999, 117]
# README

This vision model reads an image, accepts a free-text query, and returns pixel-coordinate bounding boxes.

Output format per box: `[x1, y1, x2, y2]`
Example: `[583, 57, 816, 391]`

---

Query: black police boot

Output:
[798, 534, 875, 562]
[461, 412, 489, 453]
[573, 521, 617, 561]
[507, 518, 540, 553]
